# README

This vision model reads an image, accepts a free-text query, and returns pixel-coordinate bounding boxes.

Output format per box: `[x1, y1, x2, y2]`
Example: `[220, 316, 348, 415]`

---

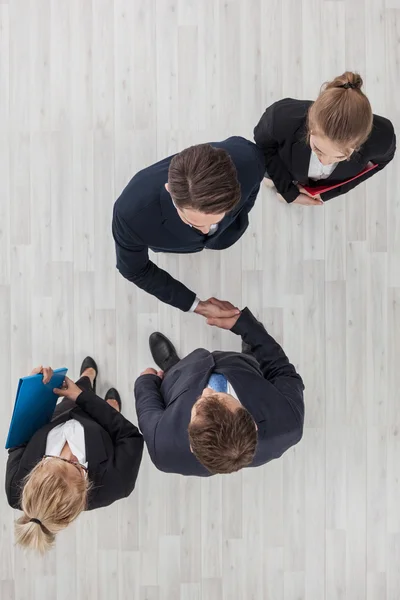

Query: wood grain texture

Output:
[0, 1, 399, 599]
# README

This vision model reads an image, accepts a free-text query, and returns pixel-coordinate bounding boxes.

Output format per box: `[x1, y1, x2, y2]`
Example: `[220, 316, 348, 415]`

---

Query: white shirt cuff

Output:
[189, 297, 200, 312]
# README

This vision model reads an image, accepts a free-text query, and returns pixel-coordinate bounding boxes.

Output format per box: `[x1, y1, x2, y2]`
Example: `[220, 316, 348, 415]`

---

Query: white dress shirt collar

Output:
[45, 418, 88, 468]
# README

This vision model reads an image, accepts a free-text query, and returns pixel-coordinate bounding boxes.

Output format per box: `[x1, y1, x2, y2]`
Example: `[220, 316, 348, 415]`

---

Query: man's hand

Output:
[30, 366, 54, 384]
[206, 306, 242, 330]
[53, 376, 82, 401]
[141, 368, 164, 379]
[194, 297, 240, 320]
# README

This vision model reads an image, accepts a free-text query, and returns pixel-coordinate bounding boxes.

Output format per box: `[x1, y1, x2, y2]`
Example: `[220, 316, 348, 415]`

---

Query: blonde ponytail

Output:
[308, 71, 373, 153]
[15, 515, 55, 554]
[15, 459, 89, 554]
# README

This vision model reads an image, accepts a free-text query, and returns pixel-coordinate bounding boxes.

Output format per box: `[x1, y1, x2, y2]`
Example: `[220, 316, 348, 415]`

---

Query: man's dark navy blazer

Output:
[112, 137, 265, 311]
[134, 309, 305, 477]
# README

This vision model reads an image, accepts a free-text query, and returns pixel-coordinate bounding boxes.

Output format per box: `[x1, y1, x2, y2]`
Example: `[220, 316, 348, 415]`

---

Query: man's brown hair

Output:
[168, 143, 241, 214]
[188, 395, 257, 474]
[308, 71, 373, 154]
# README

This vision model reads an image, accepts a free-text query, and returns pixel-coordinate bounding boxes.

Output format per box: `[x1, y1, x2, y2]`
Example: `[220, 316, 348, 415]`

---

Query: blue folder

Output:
[5, 368, 68, 449]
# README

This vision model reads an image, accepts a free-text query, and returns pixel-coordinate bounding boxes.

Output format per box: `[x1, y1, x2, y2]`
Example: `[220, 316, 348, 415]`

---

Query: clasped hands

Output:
[194, 297, 241, 330]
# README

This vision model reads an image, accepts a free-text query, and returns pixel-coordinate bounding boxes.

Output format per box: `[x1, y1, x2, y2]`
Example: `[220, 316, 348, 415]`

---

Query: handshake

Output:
[194, 297, 241, 330]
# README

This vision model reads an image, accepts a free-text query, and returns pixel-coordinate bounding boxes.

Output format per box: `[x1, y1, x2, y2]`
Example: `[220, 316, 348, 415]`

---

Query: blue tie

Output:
[207, 373, 228, 393]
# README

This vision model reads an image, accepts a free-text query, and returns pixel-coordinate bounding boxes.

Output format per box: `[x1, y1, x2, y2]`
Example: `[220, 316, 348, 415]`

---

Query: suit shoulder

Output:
[268, 97, 312, 116]
[212, 136, 260, 156]
[213, 137, 265, 177]
[255, 98, 311, 142]
[265, 98, 312, 119]
[365, 113, 396, 154]
[114, 156, 171, 222]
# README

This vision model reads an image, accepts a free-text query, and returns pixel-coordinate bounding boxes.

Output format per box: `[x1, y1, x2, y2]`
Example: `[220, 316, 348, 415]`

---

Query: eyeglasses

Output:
[43, 455, 88, 478]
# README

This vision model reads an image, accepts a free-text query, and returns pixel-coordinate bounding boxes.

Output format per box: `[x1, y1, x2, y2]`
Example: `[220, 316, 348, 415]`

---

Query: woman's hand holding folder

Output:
[292, 185, 324, 206]
[30, 366, 54, 384]
[53, 377, 82, 402]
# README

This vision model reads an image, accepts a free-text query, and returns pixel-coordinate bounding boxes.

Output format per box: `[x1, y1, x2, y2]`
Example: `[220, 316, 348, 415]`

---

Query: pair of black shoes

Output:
[79, 357, 122, 411]
[148, 333, 252, 373]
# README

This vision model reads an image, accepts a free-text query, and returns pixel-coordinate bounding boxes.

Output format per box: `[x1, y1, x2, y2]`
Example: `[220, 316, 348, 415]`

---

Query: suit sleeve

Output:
[321, 130, 396, 201]
[112, 205, 197, 311]
[76, 390, 144, 498]
[254, 103, 300, 203]
[134, 374, 165, 464]
[5, 445, 27, 509]
[231, 308, 305, 423]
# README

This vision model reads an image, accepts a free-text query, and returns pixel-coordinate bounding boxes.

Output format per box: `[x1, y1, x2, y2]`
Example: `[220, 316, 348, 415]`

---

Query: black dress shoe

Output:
[149, 332, 180, 372]
[80, 356, 98, 393]
[105, 388, 122, 412]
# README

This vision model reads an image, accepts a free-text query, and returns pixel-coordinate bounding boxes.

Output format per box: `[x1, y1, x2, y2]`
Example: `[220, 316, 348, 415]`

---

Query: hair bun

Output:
[326, 71, 363, 91]
[349, 73, 363, 90]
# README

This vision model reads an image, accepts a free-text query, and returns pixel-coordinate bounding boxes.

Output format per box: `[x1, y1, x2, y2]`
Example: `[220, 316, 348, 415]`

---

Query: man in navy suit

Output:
[112, 137, 265, 319]
[134, 306, 305, 476]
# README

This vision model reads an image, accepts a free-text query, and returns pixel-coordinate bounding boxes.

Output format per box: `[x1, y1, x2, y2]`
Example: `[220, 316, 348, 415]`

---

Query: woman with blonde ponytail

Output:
[6, 359, 144, 553]
[14, 458, 89, 553]
[254, 71, 396, 205]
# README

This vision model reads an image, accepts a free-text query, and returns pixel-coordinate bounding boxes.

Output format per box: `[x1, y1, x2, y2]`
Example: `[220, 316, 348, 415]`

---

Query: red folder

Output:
[303, 163, 378, 196]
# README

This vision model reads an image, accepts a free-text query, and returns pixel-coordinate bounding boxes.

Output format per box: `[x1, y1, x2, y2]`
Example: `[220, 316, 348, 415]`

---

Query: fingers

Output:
[140, 368, 158, 376]
[298, 186, 320, 200]
[207, 317, 228, 328]
[208, 297, 240, 314]
[157, 370, 164, 379]
[208, 297, 234, 309]
[42, 367, 53, 384]
[206, 318, 220, 327]
[53, 377, 79, 399]
[207, 297, 226, 309]
[30, 365, 55, 383]
[57, 376, 73, 390]
[219, 308, 241, 318]
[53, 386, 65, 397]
[30, 366, 43, 375]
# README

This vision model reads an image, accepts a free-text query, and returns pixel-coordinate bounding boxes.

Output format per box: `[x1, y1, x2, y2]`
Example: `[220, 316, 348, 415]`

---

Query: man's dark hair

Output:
[188, 396, 257, 474]
[168, 143, 241, 214]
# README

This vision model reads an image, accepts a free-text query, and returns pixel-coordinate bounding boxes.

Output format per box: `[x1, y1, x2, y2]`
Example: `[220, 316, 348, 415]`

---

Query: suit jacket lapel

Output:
[71, 410, 108, 467]
[290, 127, 312, 184]
[324, 150, 367, 182]
[291, 143, 311, 183]
[161, 349, 215, 407]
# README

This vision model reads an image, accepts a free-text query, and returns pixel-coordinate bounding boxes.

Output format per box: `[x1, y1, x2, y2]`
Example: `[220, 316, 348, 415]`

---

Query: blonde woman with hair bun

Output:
[254, 71, 396, 205]
[6, 358, 144, 554]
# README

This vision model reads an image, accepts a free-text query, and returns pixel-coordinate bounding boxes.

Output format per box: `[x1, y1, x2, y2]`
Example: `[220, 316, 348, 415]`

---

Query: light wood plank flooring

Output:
[0, 1, 399, 599]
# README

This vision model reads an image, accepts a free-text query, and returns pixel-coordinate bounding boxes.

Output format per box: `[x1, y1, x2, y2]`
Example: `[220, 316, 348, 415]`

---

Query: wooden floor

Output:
[0, 0, 399, 598]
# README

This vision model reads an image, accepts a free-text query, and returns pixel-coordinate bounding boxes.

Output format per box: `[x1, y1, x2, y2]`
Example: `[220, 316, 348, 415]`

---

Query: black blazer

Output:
[134, 309, 305, 476]
[254, 98, 396, 203]
[112, 137, 265, 312]
[5, 391, 144, 510]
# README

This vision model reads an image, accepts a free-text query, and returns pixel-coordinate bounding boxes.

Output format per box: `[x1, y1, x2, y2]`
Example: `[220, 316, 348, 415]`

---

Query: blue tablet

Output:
[5, 368, 68, 449]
